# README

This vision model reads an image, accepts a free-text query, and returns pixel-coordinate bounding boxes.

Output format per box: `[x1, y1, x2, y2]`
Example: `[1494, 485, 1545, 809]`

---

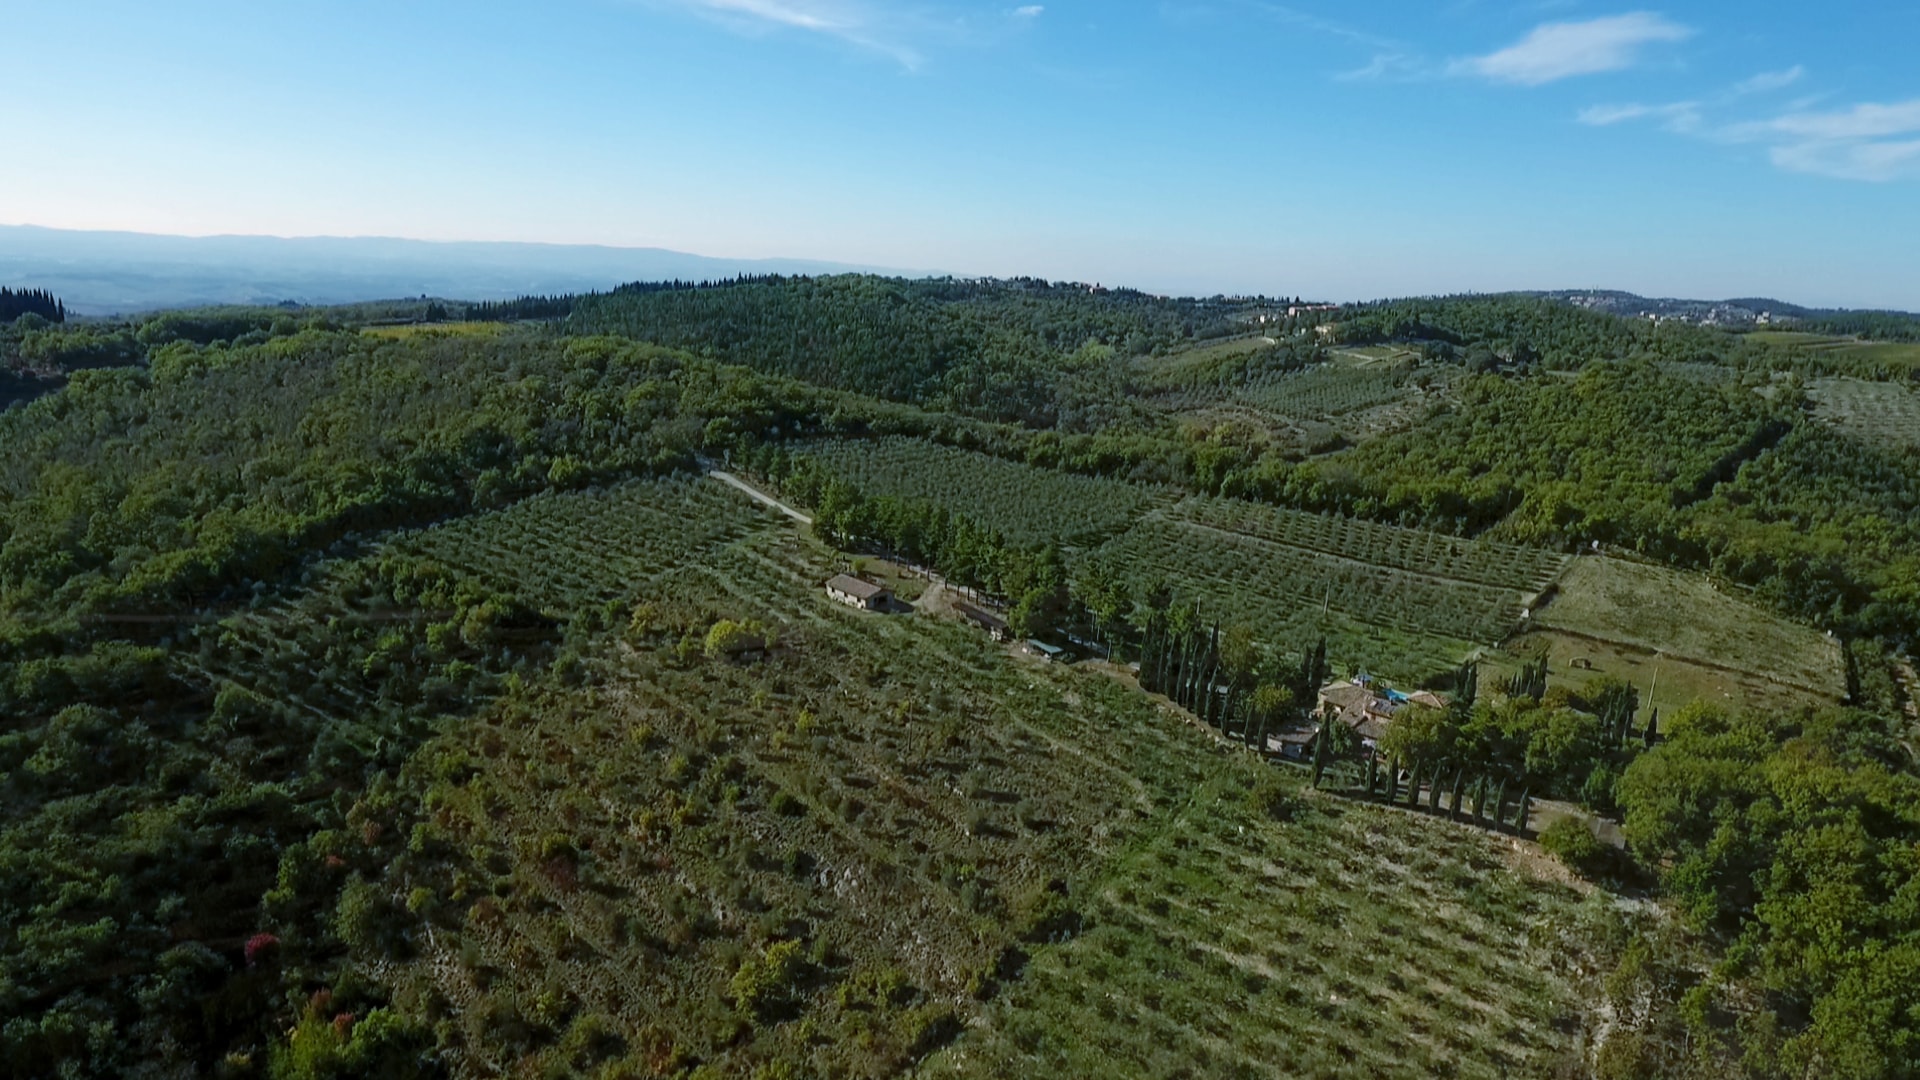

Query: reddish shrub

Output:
[243, 932, 280, 967]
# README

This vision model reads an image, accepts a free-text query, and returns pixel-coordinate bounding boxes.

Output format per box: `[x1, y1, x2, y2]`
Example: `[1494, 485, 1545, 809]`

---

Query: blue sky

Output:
[3, 1, 1916, 307]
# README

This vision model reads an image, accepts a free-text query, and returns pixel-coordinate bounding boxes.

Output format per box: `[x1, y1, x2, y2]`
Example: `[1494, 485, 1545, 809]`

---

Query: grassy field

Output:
[360, 506, 1611, 1078]
[1533, 556, 1845, 700]
[1747, 330, 1920, 372]
[1808, 377, 1920, 449]
[361, 321, 510, 340]
[796, 436, 1176, 547]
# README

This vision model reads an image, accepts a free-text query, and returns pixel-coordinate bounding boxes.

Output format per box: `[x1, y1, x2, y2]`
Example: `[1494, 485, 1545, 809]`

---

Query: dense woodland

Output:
[1802, 309, 1920, 342]
[1, 281, 1919, 1077]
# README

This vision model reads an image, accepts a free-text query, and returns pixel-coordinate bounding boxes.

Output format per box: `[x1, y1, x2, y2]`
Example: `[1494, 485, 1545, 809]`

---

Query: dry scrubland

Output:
[358, 489, 1606, 1078]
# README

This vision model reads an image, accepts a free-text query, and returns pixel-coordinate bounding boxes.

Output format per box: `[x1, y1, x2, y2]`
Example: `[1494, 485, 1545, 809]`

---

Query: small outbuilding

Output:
[956, 602, 1012, 642]
[825, 574, 892, 610]
[1023, 640, 1069, 663]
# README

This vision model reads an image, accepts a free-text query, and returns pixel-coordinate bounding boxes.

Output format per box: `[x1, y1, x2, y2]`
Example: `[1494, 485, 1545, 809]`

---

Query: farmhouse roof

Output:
[1271, 723, 1320, 746]
[1318, 681, 1374, 711]
[826, 574, 888, 601]
[1351, 716, 1392, 742]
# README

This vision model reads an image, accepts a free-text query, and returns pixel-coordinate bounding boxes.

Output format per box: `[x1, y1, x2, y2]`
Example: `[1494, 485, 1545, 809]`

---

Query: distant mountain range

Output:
[1528, 289, 1915, 328]
[0, 225, 911, 316]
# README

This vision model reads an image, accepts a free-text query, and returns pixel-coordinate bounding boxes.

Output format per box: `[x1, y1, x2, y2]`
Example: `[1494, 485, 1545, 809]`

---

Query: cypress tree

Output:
[1365, 754, 1379, 797]
[1311, 726, 1329, 788]
[1514, 787, 1532, 833]
[1448, 768, 1466, 819]
[1493, 776, 1510, 832]
[1385, 758, 1400, 804]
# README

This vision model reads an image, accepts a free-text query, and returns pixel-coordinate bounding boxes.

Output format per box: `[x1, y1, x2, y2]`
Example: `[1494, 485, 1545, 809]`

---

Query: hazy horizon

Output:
[4, 2, 1917, 310]
[4, 220, 1908, 317]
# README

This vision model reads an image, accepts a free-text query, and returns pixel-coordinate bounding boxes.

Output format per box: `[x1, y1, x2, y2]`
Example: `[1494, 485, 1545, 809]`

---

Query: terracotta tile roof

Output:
[826, 574, 888, 601]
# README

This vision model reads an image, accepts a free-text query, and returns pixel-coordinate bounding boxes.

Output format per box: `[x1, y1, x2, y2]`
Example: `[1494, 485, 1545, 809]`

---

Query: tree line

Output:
[0, 287, 65, 324]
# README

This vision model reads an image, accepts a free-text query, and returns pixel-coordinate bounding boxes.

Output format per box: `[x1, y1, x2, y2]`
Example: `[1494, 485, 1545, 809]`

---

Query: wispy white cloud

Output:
[1584, 75, 1920, 183]
[1770, 138, 1920, 183]
[1731, 65, 1803, 97]
[657, 0, 925, 68]
[1012, 4, 1043, 17]
[1766, 99, 1920, 141]
[1220, 2, 1426, 82]
[1751, 100, 1920, 181]
[1578, 100, 1701, 132]
[1453, 12, 1694, 86]
[1336, 52, 1425, 83]
[1243, 2, 1401, 52]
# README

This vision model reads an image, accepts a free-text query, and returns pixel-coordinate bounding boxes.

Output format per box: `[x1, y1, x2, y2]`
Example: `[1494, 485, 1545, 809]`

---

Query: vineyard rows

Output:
[1809, 378, 1920, 449]
[796, 436, 1172, 546]
[1236, 363, 1420, 419]
[1093, 517, 1542, 647]
[394, 476, 771, 612]
[1168, 497, 1570, 593]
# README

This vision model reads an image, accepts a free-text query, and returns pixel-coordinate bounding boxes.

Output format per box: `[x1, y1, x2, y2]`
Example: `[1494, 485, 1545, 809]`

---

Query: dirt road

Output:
[709, 470, 813, 525]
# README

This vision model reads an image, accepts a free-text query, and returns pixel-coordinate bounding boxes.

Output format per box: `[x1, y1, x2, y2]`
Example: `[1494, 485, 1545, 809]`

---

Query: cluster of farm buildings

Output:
[825, 572, 1444, 756]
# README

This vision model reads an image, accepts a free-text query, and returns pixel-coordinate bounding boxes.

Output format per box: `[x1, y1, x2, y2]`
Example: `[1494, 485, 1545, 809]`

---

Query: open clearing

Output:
[1747, 330, 1920, 373]
[360, 321, 509, 340]
[1808, 377, 1920, 449]
[1533, 556, 1844, 700]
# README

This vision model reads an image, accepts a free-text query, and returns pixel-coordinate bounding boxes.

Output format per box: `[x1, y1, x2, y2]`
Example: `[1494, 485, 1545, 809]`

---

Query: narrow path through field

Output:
[708, 469, 813, 524]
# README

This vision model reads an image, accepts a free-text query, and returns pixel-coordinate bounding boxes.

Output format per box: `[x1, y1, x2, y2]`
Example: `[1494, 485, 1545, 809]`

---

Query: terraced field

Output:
[927, 774, 1594, 1079]
[1236, 362, 1421, 419]
[1090, 498, 1570, 672]
[1808, 377, 1920, 449]
[367, 520, 1607, 1078]
[1747, 331, 1920, 374]
[795, 435, 1174, 546]
[394, 475, 774, 614]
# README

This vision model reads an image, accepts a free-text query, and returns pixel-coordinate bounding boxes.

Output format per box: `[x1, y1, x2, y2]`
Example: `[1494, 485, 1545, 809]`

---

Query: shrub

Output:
[244, 932, 281, 968]
[731, 940, 807, 1020]
[268, 1005, 431, 1080]
[1539, 816, 1606, 876]
[1247, 773, 1305, 822]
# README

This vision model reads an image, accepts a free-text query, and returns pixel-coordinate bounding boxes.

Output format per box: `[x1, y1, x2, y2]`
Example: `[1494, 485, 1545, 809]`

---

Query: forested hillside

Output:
[2, 283, 1918, 1078]
[567, 275, 1256, 424]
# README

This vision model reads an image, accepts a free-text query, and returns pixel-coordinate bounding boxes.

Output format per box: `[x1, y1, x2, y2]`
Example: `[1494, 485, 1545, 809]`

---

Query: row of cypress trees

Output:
[0, 287, 65, 324]
[1136, 600, 1329, 757]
